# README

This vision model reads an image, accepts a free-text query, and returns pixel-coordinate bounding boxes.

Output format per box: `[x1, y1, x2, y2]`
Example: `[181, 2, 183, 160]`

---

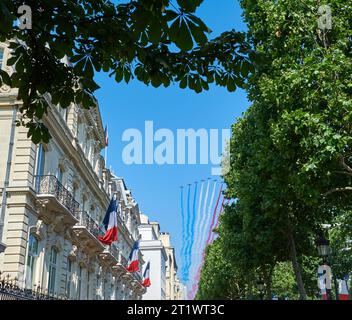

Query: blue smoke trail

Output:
[185, 181, 198, 280]
[180, 186, 186, 281]
[193, 179, 211, 275]
[189, 180, 204, 284]
[184, 184, 191, 281]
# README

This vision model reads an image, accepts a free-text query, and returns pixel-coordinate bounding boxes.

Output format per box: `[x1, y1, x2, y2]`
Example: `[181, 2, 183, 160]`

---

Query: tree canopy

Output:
[198, 0, 352, 300]
[0, 0, 254, 143]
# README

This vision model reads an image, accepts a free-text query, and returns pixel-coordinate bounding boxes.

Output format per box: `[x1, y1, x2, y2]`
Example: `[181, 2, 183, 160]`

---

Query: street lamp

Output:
[257, 280, 265, 300]
[316, 232, 339, 300]
[316, 233, 330, 261]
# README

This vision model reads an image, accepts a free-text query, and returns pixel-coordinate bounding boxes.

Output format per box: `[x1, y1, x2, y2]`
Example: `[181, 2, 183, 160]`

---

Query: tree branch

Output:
[339, 155, 352, 175]
[324, 187, 352, 196]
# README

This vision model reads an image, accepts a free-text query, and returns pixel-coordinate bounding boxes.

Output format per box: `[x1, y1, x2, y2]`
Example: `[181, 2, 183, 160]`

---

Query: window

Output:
[0, 48, 4, 68]
[36, 144, 46, 176]
[65, 259, 73, 299]
[56, 167, 63, 184]
[86, 271, 90, 300]
[35, 144, 46, 192]
[65, 107, 70, 123]
[48, 246, 58, 295]
[82, 197, 86, 212]
[77, 265, 83, 300]
[25, 234, 38, 289]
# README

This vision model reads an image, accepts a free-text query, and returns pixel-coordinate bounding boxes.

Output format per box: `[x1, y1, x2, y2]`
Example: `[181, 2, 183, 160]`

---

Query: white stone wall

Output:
[0, 42, 146, 299]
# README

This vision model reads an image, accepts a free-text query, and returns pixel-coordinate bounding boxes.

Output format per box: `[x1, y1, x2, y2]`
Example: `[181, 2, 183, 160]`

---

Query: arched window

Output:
[26, 234, 38, 289]
[48, 246, 58, 295]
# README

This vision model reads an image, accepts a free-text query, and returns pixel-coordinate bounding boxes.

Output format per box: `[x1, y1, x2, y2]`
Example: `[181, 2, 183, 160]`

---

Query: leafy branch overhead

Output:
[0, 0, 254, 143]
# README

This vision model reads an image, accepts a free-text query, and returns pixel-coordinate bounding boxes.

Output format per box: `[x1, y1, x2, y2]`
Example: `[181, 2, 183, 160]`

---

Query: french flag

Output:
[98, 196, 118, 245]
[339, 278, 350, 300]
[127, 239, 140, 273]
[142, 261, 151, 288]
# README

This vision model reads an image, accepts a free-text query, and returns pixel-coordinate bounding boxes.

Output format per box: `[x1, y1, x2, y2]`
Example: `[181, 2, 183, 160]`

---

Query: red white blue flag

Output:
[142, 261, 151, 288]
[98, 196, 118, 245]
[127, 239, 140, 273]
[338, 277, 350, 300]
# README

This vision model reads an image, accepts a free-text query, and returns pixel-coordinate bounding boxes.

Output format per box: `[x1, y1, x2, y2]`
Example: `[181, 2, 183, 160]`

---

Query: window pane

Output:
[0, 49, 3, 67]
[36, 144, 45, 177]
[26, 235, 38, 289]
[50, 247, 57, 264]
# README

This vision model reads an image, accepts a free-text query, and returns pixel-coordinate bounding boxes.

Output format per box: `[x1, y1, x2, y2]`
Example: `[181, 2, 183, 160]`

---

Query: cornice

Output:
[42, 107, 110, 207]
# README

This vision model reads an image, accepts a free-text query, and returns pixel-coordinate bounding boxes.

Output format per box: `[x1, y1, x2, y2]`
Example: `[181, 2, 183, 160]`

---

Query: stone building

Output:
[160, 232, 184, 300]
[138, 215, 184, 300]
[138, 214, 167, 300]
[0, 42, 145, 300]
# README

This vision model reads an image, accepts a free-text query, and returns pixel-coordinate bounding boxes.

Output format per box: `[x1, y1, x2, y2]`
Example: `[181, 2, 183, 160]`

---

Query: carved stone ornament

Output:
[69, 245, 78, 260]
[31, 219, 46, 240]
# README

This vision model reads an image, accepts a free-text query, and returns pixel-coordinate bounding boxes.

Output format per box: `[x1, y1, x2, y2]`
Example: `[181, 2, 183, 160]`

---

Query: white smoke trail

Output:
[198, 180, 217, 256]
[188, 180, 205, 283]
[192, 179, 214, 283]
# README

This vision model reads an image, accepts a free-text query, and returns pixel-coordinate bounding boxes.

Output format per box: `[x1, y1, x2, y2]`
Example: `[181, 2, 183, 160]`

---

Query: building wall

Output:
[160, 233, 184, 300]
[139, 215, 169, 300]
[0, 42, 146, 299]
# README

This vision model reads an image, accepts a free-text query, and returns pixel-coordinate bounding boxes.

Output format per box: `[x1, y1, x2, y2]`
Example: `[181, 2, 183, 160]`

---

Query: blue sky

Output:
[95, 1, 249, 282]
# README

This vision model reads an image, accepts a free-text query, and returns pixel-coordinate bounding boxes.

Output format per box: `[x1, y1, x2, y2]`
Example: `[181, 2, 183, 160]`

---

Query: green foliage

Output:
[329, 211, 352, 279]
[198, 0, 352, 299]
[196, 239, 251, 300]
[0, 0, 253, 143]
[271, 262, 297, 300]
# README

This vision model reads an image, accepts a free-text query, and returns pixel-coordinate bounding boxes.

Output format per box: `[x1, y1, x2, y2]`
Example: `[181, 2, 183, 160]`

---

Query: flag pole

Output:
[105, 145, 108, 166]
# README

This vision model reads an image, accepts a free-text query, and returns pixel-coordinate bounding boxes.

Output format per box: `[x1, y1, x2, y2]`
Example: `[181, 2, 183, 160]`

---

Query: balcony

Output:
[72, 211, 105, 254]
[0, 272, 65, 300]
[34, 175, 79, 228]
[111, 250, 127, 276]
[99, 244, 119, 267]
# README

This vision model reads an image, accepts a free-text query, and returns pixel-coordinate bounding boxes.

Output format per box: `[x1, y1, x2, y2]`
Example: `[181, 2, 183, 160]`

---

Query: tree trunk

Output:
[287, 228, 307, 300]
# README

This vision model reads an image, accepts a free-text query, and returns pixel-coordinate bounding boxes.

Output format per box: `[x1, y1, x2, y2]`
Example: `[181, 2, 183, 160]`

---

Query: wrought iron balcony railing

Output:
[76, 211, 103, 239]
[110, 244, 120, 261]
[119, 252, 128, 269]
[132, 270, 143, 283]
[0, 273, 65, 300]
[35, 175, 79, 217]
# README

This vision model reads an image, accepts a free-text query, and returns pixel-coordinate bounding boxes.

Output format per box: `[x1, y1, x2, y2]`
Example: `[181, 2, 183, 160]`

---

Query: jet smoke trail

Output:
[206, 185, 223, 246]
[184, 182, 198, 280]
[180, 186, 186, 280]
[210, 197, 226, 244]
[192, 179, 211, 275]
[184, 184, 191, 280]
[189, 180, 204, 284]
[197, 180, 217, 260]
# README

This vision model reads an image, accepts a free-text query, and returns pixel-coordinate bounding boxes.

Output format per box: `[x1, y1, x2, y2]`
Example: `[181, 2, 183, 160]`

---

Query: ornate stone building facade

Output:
[0, 42, 145, 300]
[160, 233, 184, 300]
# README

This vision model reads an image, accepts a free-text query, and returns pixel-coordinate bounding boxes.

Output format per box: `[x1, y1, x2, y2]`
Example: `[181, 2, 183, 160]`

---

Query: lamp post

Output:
[316, 233, 339, 300]
[316, 234, 330, 262]
[257, 280, 265, 300]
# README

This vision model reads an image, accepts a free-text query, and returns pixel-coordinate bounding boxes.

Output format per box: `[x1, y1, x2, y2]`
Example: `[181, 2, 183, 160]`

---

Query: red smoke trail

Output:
[210, 197, 226, 243]
[205, 185, 223, 246]
[189, 198, 227, 299]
